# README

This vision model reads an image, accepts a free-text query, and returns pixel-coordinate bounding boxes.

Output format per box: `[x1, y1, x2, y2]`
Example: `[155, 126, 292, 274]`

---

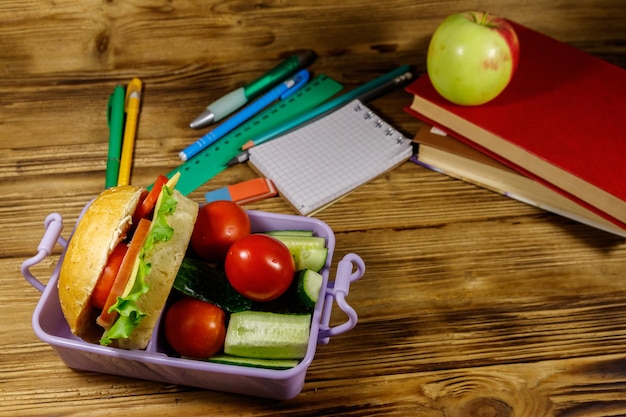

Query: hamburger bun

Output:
[58, 182, 198, 348]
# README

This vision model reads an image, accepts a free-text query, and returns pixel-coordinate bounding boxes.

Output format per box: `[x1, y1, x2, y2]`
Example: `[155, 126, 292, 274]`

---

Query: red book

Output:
[412, 124, 626, 237]
[405, 20, 626, 231]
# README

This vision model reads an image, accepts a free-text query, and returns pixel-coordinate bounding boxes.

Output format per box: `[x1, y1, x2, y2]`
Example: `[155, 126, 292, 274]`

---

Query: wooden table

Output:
[2, 1, 626, 416]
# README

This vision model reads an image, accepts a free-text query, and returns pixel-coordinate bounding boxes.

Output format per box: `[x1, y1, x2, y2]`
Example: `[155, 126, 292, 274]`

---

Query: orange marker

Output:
[205, 177, 277, 205]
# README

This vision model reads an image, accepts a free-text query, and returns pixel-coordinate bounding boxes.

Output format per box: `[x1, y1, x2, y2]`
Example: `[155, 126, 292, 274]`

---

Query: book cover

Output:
[405, 20, 626, 230]
[412, 125, 626, 237]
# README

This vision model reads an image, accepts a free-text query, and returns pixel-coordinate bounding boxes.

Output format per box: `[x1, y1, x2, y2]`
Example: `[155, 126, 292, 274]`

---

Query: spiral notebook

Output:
[248, 99, 412, 215]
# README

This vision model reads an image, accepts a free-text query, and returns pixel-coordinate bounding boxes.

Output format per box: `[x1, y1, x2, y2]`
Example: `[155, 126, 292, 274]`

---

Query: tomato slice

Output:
[133, 175, 168, 224]
[91, 243, 128, 310]
[96, 218, 152, 329]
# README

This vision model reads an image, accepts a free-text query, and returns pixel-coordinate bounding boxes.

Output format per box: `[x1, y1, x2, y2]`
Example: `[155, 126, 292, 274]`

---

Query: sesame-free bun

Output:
[58, 185, 199, 348]
[58, 185, 143, 343]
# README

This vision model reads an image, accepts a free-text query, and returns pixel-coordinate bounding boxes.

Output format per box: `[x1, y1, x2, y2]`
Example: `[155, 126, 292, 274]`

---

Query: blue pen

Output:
[179, 69, 311, 161]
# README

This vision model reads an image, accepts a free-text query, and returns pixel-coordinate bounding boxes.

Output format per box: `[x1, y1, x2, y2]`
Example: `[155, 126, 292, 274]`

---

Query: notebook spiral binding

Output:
[353, 101, 407, 145]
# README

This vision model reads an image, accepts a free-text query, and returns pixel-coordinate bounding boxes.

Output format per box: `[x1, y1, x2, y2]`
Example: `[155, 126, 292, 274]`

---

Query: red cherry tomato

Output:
[164, 297, 226, 359]
[224, 234, 295, 302]
[190, 200, 251, 263]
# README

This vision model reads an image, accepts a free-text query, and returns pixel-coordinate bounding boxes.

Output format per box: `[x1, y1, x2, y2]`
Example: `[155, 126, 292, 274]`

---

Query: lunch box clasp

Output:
[317, 253, 365, 345]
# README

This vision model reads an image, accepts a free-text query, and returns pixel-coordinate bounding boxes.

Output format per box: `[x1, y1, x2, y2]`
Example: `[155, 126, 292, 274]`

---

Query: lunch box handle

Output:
[21, 213, 67, 292]
[317, 253, 365, 345]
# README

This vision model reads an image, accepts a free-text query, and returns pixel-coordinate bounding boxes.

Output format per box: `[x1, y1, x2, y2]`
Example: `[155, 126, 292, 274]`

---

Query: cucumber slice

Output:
[270, 235, 326, 252]
[224, 311, 311, 360]
[265, 230, 314, 237]
[208, 354, 298, 370]
[266, 233, 327, 270]
[293, 269, 323, 312]
[294, 247, 328, 272]
[173, 257, 252, 313]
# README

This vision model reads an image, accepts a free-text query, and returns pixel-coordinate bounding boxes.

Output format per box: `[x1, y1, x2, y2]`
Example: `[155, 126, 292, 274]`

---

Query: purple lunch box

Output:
[21, 208, 364, 400]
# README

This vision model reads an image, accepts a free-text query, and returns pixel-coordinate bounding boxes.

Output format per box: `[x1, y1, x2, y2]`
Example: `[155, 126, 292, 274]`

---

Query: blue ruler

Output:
[161, 74, 343, 196]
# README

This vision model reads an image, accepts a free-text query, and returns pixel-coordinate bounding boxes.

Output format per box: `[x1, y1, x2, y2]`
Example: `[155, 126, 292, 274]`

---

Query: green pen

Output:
[105, 85, 125, 189]
[189, 50, 318, 129]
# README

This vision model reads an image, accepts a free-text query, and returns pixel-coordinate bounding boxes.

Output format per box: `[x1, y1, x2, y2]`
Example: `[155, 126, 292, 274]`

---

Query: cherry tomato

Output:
[190, 200, 251, 263]
[164, 297, 226, 359]
[224, 234, 295, 302]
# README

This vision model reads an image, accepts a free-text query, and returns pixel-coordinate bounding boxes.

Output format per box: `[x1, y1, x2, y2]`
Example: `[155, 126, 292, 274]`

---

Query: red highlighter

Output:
[205, 177, 277, 205]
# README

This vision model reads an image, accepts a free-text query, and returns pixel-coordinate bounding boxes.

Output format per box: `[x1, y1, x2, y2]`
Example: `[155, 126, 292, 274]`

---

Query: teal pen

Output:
[190, 50, 318, 129]
[104, 85, 125, 188]
[227, 65, 413, 166]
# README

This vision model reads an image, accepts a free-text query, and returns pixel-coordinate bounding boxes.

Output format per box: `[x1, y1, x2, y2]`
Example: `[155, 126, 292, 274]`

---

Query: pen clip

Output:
[280, 69, 310, 100]
[125, 78, 143, 111]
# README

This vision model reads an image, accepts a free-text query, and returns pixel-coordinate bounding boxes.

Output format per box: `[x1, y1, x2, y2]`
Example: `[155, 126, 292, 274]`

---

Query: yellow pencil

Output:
[117, 78, 142, 186]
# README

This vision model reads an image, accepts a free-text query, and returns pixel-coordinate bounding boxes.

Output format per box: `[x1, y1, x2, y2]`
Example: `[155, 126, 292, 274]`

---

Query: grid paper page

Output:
[248, 99, 412, 215]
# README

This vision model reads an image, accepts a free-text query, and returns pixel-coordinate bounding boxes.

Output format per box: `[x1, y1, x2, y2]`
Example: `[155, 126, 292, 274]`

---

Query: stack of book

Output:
[405, 20, 626, 238]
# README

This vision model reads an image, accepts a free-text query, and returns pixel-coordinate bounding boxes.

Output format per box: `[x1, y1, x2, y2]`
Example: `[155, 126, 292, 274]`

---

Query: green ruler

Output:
[163, 74, 343, 196]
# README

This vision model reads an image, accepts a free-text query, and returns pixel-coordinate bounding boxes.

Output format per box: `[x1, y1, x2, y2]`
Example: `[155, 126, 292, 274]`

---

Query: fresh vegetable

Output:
[133, 174, 168, 224]
[289, 269, 323, 313]
[160, 227, 330, 366]
[294, 248, 328, 272]
[224, 311, 311, 360]
[164, 297, 226, 359]
[91, 243, 128, 310]
[208, 354, 298, 370]
[96, 218, 152, 329]
[266, 232, 328, 271]
[224, 234, 295, 302]
[270, 234, 326, 252]
[173, 257, 252, 313]
[265, 230, 314, 237]
[190, 200, 251, 263]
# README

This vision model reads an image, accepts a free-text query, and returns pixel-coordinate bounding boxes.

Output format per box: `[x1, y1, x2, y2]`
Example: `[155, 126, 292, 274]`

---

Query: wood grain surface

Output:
[2, 1, 626, 416]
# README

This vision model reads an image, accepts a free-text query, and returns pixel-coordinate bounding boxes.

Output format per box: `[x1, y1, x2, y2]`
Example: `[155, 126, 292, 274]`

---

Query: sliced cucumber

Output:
[270, 235, 326, 252]
[264, 232, 327, 271]
[224, 311, 311, 360]
[173, 257, 252, 313]
[294, 247, 328, 272]
[293, 269, 323, 312]
[208, 354, 298, 370]
[265, 230, 314, 237]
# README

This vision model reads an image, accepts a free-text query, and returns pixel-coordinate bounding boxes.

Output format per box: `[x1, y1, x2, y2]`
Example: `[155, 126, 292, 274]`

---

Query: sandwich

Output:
[58, 173, 198, 349]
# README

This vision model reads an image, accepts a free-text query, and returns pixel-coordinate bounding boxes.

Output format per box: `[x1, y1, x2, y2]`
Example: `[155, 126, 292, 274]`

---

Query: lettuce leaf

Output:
[100, 185, 178, 346]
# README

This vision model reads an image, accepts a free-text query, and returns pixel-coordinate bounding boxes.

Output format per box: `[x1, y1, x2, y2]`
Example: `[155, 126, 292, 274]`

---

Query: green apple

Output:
[427, 11, 520, 106]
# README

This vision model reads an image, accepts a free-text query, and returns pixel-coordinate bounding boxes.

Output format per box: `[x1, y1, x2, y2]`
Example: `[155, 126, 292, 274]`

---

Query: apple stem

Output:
[481, 12, 490, 25]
